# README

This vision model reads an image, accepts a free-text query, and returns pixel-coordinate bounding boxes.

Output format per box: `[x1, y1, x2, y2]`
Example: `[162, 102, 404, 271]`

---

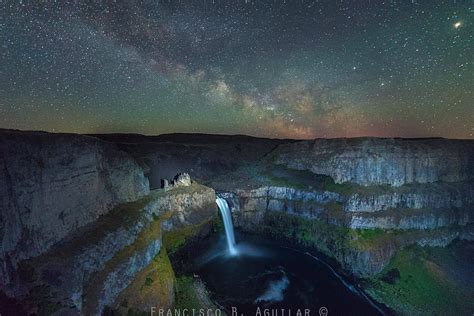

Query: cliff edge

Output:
[0, 130, 149, 288]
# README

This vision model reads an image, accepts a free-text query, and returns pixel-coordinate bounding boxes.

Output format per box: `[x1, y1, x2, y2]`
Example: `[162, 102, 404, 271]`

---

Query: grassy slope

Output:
[365, 245, 474, 315]
[210, 162, 396, 196]
[174, 277, 205, 310]
[259, 210, 390, 252]
[90, 183, 215, 314]
[113, 248, 176, 315]
[108, 215, 217, 314]
[252, 211, 474, 314]
[166, 214, 224, 310]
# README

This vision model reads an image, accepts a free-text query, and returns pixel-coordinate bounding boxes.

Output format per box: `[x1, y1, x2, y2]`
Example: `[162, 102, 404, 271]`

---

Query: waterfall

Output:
[216, 197, 238, 255]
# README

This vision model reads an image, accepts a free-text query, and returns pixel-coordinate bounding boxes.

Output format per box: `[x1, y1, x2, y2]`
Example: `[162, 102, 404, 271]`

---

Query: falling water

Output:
[216, 197, 238, 256]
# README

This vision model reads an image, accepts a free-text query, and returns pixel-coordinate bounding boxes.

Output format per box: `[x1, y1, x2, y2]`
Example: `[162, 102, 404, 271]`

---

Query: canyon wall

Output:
[5, 179, 215, 315]
[2, 130, 474, 312]
[273, 138, 474, 186]
[225, 185, 474, 276]
[0, 130, 150, 287]
[217, 138, 474, 276]
[94, 133, 289, 189]
[0, 130, 218, 315]
[225, 185, 474, 230]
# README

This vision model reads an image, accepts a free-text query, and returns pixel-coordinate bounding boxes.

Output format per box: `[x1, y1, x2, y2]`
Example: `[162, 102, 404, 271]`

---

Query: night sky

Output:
[1, 1, 472, 139]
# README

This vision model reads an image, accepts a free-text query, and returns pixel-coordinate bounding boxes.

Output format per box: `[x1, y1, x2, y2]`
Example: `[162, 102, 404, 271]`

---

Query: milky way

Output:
[0, 0, 472, 139]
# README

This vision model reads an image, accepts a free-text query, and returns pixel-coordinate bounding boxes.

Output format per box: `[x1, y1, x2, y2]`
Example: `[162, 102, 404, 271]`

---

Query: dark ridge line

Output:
[2, 128, 474, 141]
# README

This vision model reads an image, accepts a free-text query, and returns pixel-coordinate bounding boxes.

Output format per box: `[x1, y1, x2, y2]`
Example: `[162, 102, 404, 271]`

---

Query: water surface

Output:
[186, 233, 386, 316]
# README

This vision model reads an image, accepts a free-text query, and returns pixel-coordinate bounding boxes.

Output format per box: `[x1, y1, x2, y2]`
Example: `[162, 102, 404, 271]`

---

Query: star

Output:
[0, 1, 472, 139]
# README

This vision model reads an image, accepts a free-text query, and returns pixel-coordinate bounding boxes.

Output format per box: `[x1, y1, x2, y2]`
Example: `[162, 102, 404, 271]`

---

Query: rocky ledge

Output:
[221, 181, 474, 276]
[272, 138, 474, 186]
[224, 183, 474, 230]
[9, 182, 215, 315]
[0, 130, 149, 288]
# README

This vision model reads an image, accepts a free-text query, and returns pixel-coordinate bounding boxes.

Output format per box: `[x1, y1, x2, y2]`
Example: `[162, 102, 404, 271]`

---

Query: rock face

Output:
[94, 133, 290, 189]
[0, 130, 149, 289]
[226, 184, 474, 230]
[8, 183, 215, 315]
[173, 173, 191, 187]
[169, 136, 474, 277]
[162, 172, 192, 191]
[273, 138, 474, 186]
[225, 183, 474, 276]
[344, 182, 474, 212]
[82, 184, 215, 315]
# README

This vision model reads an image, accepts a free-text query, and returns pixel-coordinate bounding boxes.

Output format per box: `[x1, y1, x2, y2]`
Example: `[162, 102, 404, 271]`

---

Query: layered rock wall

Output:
[273, 138, 474, 186]
[227, 184, 474, 230]
[344, 182, 474, 212]
[8, 183, 215, 315]
[0, 130, 149, 287]
[225, 184, 474, 276]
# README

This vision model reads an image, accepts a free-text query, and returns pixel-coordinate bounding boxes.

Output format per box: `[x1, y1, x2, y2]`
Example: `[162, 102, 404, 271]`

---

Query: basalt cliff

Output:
[1, 130, 473, 315]
[0, 130, 217, 315]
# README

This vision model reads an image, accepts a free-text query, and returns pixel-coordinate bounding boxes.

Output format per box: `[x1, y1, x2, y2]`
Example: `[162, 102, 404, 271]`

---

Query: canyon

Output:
[1, 129, 473, 315]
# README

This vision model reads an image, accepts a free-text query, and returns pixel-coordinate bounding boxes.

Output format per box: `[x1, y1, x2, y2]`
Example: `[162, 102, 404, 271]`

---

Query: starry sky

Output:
[0, 0, 472, 139]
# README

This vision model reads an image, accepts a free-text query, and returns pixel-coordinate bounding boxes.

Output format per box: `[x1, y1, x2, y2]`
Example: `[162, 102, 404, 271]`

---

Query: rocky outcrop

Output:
[272, 138, 474, 186]
[344, 182, 474, 212]
[347, 207, 472, 230]
[0, 130, 149, 289]
[225, 184, 474, 230]
[9, 183, 215, 315]
[162, 172, 192, 191]
[231, 198, 474, 276]
[225, 183, 474, 276]
[112, 247, 176, 314]
[339, 225, 474, 276]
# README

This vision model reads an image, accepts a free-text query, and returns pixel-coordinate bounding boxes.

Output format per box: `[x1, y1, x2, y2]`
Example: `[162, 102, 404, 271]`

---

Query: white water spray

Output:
[216, 197, 237, 256]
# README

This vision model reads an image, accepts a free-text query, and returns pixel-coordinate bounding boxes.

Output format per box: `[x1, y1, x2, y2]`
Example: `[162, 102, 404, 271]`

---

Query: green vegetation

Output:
[260, 211, 348, 259]
[151, 248, 176, 296]
[365, 246, 474, 315]
[33, 189, 168, 265]
[144, 277, 153, 286]
[163, 220, 210, 254]
[26, 182, 216, 315]
[87, 184, 212, 306]
[83, 215, 166, 311]
[261, 170, 309, 190]
[253, 211, 474, 315]
[212, 212, 225, 233]
[255, 212, 468, 255]
[174, 276, 203, 309]
[111, 248, 176, 314]
[348, 228, 393, 250]
[256, 163, 392, 196]
[320, 175, 355, 195]
[353, 228, 385, 240]
[258, 211, 395, 254]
